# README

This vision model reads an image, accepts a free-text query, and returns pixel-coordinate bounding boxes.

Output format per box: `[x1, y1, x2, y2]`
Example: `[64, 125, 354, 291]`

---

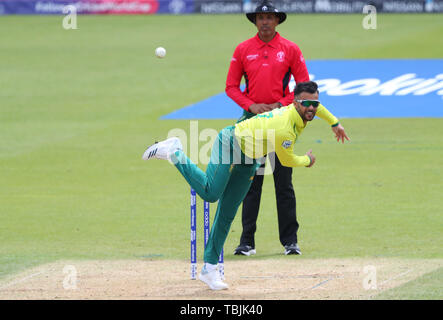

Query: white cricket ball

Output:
[155, 47, 166, 58]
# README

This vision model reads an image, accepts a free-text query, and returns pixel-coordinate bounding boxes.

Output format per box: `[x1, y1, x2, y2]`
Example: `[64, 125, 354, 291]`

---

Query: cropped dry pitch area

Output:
[0, 258, 441, 300]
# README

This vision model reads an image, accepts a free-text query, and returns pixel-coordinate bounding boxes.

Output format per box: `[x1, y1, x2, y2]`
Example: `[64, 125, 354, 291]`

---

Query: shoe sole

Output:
[234, 250, 257, 257]
[284, 250, 302, 255]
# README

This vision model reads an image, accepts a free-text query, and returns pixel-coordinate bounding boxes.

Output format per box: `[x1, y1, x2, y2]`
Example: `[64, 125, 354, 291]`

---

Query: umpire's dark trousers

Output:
[239, 152, 299, 247]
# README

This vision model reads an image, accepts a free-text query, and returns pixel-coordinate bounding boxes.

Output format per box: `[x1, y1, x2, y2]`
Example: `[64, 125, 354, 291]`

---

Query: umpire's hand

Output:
[249, 103, 273, 114]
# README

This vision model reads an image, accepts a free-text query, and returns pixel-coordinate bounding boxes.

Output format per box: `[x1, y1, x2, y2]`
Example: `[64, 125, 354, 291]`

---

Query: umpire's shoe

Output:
[234, 244, 256, 256]
[284, 243, 302, 255]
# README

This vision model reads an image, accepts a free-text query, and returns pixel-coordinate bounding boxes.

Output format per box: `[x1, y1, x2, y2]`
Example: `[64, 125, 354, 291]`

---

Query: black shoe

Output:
[233, 244, 256, 256]
[284, 243, 302, 255]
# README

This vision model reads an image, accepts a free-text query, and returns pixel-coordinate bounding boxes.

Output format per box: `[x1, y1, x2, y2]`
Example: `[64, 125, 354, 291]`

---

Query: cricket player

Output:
[227, 1, 312, 257]
[142, 81, 349, 290]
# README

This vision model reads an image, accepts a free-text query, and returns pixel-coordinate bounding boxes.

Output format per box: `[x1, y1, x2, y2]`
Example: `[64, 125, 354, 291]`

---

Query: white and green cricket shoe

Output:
[199, 264, 228, 291]
[142, 137, 182, 162]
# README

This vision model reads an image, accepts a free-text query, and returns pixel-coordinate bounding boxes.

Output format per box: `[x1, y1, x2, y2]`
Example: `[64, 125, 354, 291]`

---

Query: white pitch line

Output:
[0, 271, 45, 290]
[239, 274, 341, 280]
[310, 277, 333, 290]
[379, 269, 413, 287]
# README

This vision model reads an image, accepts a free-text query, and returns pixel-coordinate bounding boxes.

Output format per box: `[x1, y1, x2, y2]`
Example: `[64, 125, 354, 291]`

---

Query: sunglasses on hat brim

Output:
[296, 100, 320, 108]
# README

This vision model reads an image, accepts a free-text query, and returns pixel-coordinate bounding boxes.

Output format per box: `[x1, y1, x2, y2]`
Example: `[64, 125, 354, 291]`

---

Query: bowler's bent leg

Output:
[203, 163, 259, 264]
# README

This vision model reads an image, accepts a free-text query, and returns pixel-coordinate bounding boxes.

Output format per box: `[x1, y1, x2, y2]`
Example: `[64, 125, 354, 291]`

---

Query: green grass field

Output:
[0, 14, 442, 299]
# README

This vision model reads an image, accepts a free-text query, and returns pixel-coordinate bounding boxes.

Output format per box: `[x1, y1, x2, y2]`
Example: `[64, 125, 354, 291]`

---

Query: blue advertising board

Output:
[0, 0, 193, 14]
[161, 59, 443, 119]
[1, 0, 443, 14]
[157, 0, 193, 13]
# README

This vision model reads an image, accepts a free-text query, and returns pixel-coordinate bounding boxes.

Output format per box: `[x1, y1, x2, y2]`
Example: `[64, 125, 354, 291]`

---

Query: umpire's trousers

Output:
[239, 152, 299, 247]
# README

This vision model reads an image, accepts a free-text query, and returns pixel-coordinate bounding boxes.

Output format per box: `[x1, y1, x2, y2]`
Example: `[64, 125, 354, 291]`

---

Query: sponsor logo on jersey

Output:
[247, 54, 259, 61]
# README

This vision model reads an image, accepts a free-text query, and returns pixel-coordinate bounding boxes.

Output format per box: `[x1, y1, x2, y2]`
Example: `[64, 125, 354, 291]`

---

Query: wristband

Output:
[306, 154, 312, 167]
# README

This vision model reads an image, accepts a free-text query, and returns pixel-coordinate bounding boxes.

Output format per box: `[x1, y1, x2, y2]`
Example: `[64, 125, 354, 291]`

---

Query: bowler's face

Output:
[255, 13, 279, 38]
[295, 92, 319, 122]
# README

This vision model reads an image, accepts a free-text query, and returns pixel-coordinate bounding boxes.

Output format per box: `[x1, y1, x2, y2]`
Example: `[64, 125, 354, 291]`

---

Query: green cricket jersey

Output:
[234, 104, 338, 167]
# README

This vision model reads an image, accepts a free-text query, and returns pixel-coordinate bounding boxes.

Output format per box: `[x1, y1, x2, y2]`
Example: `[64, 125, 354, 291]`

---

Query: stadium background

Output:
[1, 0, 443, 14]
[0, 0, 442, 301]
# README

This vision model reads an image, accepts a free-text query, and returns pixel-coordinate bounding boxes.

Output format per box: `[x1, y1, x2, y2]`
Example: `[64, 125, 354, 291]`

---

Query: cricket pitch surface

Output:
[0, 258, 441, 300]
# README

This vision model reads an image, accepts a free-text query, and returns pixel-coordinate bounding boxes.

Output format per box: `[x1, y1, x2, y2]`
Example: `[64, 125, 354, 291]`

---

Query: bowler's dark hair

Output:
[294, 81, 319, 97]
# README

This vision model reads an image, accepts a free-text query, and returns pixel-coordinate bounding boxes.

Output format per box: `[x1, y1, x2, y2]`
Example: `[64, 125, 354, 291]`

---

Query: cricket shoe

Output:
[284, 243, 302, 255]
[142, 137, 182, 162]
[233, 244, 256, 256]
[199, 264, 228, 291]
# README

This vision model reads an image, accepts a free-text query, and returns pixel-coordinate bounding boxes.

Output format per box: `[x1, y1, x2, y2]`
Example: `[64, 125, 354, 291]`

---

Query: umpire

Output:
[226, 0, 310, 255]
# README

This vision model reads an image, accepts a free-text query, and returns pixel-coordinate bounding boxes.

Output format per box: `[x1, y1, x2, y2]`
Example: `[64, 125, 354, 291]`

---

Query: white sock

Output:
[204, 263, 217, 272]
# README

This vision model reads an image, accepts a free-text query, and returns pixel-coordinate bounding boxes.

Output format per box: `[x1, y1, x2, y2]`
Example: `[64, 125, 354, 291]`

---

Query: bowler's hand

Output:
[306, 149, 315, 168]
[332, 124, 350, 143]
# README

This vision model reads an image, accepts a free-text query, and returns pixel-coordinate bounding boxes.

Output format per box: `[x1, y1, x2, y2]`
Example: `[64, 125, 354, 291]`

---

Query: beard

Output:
[304, 110, 316, 121]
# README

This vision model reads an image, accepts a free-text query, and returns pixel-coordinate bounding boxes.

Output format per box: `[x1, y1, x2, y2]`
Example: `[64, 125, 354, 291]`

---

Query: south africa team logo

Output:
[282, 140, 292, 149]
